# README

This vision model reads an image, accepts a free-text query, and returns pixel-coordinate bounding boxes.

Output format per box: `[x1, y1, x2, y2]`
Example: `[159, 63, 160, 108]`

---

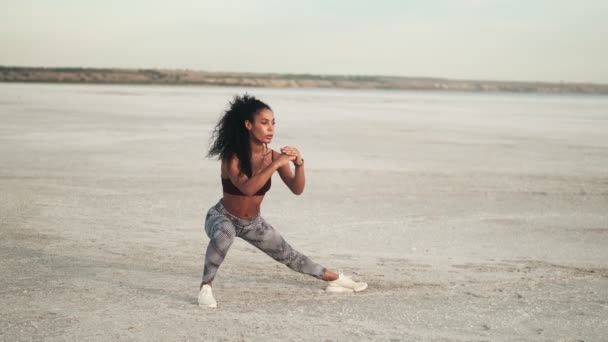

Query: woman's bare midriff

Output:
[222, 192, 264, 219]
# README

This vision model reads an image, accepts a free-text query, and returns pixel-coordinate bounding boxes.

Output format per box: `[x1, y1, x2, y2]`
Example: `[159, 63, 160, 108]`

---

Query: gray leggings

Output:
[202, 200, 327, 284]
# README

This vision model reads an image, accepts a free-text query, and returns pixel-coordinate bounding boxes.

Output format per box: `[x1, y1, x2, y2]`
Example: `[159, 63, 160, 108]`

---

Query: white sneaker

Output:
[198, 284, 217, 308]
[326, 273, 368, 293]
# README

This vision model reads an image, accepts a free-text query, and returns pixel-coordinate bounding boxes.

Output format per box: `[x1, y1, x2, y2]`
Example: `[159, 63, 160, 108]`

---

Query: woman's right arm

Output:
[224, 154, 295, 196]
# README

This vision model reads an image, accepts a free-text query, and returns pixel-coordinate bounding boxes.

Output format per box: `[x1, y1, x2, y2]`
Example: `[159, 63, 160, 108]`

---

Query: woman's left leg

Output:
[240, 216, 327, 280]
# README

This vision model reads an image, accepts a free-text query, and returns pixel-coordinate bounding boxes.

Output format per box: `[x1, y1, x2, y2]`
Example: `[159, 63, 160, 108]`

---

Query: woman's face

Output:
[246, 108, 275, 144]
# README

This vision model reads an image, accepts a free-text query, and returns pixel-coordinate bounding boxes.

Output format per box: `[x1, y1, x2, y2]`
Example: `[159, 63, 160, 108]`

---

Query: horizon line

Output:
[1, 65, 606, 87]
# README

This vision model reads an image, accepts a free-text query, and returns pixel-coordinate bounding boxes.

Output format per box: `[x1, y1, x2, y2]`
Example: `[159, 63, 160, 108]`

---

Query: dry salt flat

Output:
[1, 83, 607, 341]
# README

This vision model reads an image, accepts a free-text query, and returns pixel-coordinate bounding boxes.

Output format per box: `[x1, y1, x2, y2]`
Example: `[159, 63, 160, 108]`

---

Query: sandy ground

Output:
[1, 84, 607, 341]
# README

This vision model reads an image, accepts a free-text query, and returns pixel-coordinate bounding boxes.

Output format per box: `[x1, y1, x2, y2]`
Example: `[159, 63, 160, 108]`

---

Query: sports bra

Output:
[221, 151, 273, 196]
[222, 176, 271, 196]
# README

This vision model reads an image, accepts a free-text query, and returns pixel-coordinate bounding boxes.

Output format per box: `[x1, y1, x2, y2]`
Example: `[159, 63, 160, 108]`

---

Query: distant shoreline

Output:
[1, 66, 607, 95]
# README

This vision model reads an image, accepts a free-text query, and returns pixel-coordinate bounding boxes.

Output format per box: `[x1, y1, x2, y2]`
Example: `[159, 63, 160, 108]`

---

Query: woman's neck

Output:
[250, 141, 267, 155]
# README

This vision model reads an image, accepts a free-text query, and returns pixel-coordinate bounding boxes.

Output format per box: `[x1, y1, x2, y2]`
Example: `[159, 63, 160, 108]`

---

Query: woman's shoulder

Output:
[220, 153, 238, 175]
[220, 154, 234, 166]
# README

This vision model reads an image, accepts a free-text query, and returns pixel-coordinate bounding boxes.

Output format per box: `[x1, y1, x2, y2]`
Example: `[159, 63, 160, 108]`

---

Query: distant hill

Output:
[1, 66, 607, 95]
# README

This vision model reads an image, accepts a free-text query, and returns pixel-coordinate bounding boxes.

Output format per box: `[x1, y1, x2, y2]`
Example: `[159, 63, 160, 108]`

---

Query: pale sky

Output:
[1, 0, 607, 83]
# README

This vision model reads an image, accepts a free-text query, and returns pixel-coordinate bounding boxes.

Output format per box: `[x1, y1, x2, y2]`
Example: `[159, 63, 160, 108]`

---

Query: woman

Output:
[198, 94, 367, 308]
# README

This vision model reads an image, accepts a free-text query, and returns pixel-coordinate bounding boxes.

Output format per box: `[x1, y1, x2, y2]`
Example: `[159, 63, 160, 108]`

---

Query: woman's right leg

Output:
[202, 209, 237, 285]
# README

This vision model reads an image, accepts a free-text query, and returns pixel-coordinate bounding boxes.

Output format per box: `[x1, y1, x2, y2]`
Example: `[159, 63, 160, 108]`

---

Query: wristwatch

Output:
[295, 158, 304, 167]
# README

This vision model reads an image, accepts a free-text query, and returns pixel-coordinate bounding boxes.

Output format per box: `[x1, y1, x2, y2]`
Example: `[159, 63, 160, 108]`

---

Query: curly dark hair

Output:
[208, 94, 272, 178]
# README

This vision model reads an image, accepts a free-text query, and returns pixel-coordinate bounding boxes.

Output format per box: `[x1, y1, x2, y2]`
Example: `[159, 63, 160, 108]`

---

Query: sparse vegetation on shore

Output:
[1, 66, 607, 95]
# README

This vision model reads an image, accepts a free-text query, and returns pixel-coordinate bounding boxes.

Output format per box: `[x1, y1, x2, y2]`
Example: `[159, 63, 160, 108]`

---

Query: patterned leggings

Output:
[202, 199, 327, 284]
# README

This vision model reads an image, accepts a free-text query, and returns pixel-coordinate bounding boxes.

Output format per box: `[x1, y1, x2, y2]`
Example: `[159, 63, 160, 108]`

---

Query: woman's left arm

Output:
[275, 146, 305, 195]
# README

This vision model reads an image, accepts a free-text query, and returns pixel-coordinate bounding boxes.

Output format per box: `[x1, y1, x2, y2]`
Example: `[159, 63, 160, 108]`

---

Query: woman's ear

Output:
[244, 119, 253, 131]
